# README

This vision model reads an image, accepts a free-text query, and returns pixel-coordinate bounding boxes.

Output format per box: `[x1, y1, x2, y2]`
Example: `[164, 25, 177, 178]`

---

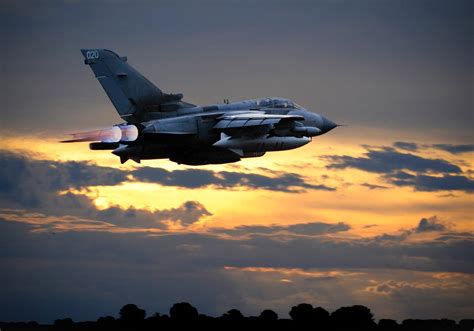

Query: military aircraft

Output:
[63, 49, 338, 165]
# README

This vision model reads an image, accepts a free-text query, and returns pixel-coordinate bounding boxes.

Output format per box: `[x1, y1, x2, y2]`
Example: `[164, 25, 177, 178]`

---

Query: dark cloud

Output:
[0, 151, 212, 230]
[363, 224, 378, 229]
[393, 141, 474, 154]
[432, 144, 474, 154]
[131, 168, 216, 189]
[373, 216, 451, 242]
[325, 147, 461, 174]
[284, 222, 349, 235]
[3, 210, 472, 276]
[0, 150, 334, 231]
[94, 201, 211, 229]
[393, 141, 418, 151]
[387, 171, 474, 193]
[0, 150, 332, 213]
[0, 214, 473, 322]
[324, 145, 473, 193]
[361, 183, 388, 190]
[363, 273, 474, 320]
[0, 200, 210, 233]
[416, 216, 447, 233]
[0, 151, 127, 209]
[171, 201, 212, 226]
[0, 152, 333, 212]
[393, 141, 474, 155]
[132, 168, 335, 192]
[391, 142, 474, 155]
[212, 221, 350, 237]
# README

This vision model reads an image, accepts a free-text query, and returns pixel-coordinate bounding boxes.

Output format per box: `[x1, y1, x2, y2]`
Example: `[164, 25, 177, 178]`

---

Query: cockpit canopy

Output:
[257, 97, 303, 110]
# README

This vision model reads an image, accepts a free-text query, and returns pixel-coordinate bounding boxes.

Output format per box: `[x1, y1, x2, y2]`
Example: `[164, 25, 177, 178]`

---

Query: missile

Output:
[213, 134, 310, 153]
[89, 142, 120, 150]
[292, 126, 321, 136]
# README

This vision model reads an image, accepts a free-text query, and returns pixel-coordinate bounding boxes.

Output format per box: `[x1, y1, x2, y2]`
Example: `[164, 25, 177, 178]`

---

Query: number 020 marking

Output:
[86, 50, 99, 60]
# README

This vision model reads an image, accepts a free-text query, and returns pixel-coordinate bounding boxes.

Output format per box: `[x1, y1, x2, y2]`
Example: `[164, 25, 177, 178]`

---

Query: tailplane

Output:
[80, 49, 192, 121]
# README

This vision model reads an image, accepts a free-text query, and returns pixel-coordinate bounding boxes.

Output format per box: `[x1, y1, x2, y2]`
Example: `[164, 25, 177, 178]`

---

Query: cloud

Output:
[0, 151, 334, 211]
[212, 222, 351, 238]
[365, 273, 473, 297]
[393, 141, 418, 151]
[167, 201, 212, 226]
[361, 183, 388, 190]
[2, 210, 472, 273]
[363, 224, 378, 229]
[1, 215, 472, 323]
[0, 200, 211, 233]
[432, 144, 474, 154]
[223, 266, 363, 281]
[95, 201, 212, 230]
[0, 151, 213, 231]
[0, 150, 333, 230]
[323, 145, 473, 193]
[392, 142, 474, 154]
[132, 168, 335, 192]
[0, 152, 471, 322]
[387, 171, 474, 193]
[415, 216, 447, 233]
[366, 280, 429, 295]
[362, 272, 474, 320]
[325, 147, 462, 174]
[0, 151, 127, 209]
[372, 216, 451, 242]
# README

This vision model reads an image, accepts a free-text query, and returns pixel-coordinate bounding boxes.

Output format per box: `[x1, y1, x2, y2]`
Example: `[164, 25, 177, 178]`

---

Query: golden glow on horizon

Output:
[1, 132, 472, 236]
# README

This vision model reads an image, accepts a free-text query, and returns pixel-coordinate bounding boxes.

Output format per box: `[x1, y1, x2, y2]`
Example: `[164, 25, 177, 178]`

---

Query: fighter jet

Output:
[63, 49, 338, 165]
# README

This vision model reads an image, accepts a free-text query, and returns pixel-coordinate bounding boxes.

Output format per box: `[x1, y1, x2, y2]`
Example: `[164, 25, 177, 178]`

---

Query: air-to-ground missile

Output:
[213, 134, 310, 154]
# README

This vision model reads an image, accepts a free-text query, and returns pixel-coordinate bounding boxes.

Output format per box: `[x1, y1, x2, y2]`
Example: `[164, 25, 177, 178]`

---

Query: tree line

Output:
[1, 302, 473, 330]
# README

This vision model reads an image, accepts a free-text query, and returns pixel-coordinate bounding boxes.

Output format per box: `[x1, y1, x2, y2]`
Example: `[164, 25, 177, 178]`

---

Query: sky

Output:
[0, 0, 473, 324]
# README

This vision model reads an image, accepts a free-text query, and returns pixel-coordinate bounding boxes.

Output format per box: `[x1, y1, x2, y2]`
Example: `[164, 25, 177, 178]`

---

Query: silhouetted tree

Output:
[143, 312, 163, 329]
[460, 319, 474, 331]
[169, 302, 199, 322]
[290, 303, 330, 326]
[439, 319, 456, 329]
[97, 315, 116, 329]
[402, 318, 458, 331]
[378, 318, 398, 330]
[259, 309, 278, 322]
[198, 313, 215, 327]
[221, 309, 245, 322]
[54, 317, 74, 329]
[0, 302, 470, 330]
[145, 312, 161, 322]
[26, 321, 39, 328]
[119, 304, 146, 327]
[331, 305, 376, 329]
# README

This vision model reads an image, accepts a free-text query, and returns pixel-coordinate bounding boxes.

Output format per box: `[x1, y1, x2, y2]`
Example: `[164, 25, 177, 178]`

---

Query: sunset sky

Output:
[1, 0, 472, 323]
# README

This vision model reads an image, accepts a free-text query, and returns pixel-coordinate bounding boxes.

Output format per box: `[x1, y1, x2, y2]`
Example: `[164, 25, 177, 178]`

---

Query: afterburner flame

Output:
[119, 125, 139, 142]
[62, 125, 138, 143]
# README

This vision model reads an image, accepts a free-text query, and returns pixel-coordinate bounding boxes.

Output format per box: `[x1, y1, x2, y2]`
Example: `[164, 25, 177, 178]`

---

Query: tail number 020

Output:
[86, 50, 99, 60]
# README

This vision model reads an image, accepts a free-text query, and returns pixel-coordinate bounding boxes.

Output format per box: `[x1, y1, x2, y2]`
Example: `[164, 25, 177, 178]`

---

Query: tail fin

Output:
[80, 49, 164, 121]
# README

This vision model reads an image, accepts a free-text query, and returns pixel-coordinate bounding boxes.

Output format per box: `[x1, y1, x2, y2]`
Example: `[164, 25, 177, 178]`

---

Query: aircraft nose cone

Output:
[321, 116, 338, 133]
